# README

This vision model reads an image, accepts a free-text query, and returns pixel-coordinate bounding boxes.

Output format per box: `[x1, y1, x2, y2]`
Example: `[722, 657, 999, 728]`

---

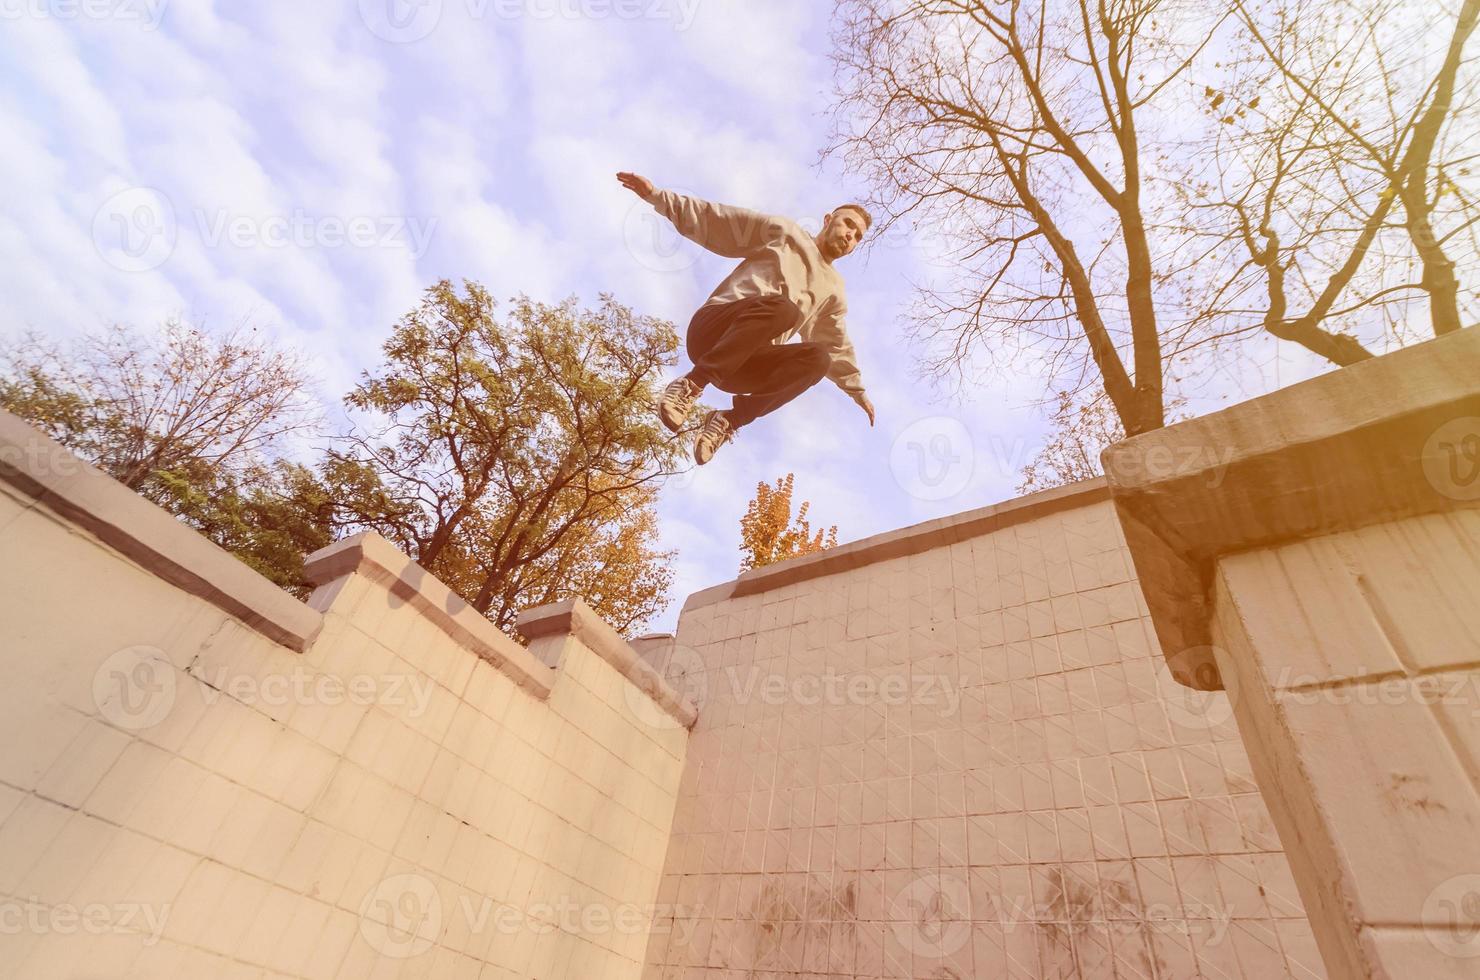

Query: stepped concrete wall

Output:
[0, 409, 694, 980]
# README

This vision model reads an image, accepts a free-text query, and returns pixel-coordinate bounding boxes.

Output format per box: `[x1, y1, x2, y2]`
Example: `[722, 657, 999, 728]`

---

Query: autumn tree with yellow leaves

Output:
[326, 279, 688, 634]
[738, 473, 839, 572]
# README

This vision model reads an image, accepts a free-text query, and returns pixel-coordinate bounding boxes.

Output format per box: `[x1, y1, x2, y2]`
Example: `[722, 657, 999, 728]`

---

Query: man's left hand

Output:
[858, 395, 875, 427]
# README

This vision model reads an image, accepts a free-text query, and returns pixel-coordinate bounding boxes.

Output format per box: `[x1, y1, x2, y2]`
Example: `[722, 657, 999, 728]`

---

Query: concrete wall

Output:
[1210, 511, 1480, 979]
[1104, 327, 1480, 979]
[642, 483, 1325, 979]
[0, 410, 693, 979]
[16, 369, 1420, 980]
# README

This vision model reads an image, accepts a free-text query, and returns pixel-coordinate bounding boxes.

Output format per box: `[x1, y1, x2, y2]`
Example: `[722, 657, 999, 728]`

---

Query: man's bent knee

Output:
[801, 343, 830, 379]
[749, 294, 803, 321]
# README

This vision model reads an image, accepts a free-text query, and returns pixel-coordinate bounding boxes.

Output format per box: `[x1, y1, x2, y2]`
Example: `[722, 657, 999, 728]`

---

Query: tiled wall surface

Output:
[0, 479, 687, 979]
[1211, 510, 1480, 979]
[644, 498, 1326, 978]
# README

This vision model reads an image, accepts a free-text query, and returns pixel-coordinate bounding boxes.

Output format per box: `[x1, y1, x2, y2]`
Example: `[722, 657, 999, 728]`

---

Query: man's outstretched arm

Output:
[809, 301, 875, 427]
[617, 171, 779, 258]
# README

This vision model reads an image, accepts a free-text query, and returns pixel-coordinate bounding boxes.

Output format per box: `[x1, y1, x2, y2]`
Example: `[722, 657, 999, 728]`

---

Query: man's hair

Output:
[831, 203, 872, 231]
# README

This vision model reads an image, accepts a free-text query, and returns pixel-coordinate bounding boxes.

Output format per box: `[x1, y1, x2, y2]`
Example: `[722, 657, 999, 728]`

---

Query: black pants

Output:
[684, 294, 830, 428]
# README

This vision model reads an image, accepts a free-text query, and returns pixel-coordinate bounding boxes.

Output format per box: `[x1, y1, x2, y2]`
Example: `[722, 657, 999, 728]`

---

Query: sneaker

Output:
[658, 376, 703, 432]
[694, 410, 735, 465]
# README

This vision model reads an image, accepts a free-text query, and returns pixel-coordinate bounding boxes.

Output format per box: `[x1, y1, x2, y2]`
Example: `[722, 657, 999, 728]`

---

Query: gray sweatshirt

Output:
[645, 187, 867, 406]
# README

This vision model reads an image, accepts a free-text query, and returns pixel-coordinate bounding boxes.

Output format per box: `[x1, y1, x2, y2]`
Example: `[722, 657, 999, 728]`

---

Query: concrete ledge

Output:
[682, 477, 1111, 612]
[1102, 328, 1480, 690]
[518, 599, 698, 729]
[304, 532, 556, 698]
[0, 408, 322, 652]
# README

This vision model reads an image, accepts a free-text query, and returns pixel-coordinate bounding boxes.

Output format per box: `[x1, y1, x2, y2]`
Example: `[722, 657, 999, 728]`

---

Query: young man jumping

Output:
[616, 172, 875, 465]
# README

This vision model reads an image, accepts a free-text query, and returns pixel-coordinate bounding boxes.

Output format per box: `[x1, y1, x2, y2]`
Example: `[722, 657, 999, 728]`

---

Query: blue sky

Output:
[1, 0, 1341, 632]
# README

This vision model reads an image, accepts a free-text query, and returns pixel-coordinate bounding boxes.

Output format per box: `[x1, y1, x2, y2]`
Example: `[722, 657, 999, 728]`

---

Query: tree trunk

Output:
[1398, 0, 1479, 336]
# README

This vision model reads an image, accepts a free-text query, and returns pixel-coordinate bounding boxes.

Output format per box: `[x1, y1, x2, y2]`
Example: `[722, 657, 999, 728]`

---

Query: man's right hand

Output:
[616, 171, 655, 200]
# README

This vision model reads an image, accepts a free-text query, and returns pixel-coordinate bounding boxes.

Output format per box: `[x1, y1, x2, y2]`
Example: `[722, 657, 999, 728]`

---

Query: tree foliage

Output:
[0, 321, 329, 591]
[1016, 392, 1126, 494]
[1015, 390, 1189, 493]
[0, 321, 320, 499]
[155, 460, 337, 595]
[739, 473, 840, 572]
[323, 279, 685, 634]
[1, 284, 689, 634]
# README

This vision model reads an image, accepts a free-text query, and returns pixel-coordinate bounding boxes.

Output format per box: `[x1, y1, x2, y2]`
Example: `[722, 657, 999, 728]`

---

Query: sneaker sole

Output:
[657, 404, 692, 433]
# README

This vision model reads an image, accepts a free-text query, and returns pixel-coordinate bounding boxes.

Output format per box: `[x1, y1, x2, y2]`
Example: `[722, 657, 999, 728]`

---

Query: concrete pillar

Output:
[1103, 328, 1480, 979]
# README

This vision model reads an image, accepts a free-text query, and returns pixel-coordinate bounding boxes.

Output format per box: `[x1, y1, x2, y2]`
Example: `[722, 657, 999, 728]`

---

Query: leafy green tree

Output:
[0, 321, 320, 500]
[154, 460, 336, 595]
[1, 289, 693, 631]
[326, 279, 687, 634]
[0, 320, 329, 591]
